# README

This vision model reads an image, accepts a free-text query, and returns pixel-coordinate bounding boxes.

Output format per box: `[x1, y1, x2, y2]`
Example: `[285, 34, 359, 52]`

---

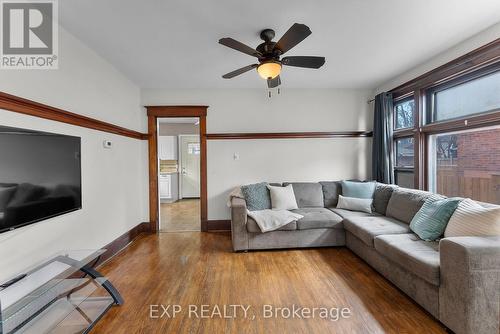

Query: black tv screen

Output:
[0, 126, 82, 233]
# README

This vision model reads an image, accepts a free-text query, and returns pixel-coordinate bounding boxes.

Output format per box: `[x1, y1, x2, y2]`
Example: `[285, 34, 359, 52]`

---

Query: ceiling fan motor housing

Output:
[257, 29, 281, 60]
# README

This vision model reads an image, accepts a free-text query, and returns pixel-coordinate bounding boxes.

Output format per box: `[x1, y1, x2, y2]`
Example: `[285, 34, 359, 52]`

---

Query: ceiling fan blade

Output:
[281, 56, 325, 69]
[222, 64, 258, 79]
[267, 75, 281, 88]
[219, 38, 262, 58]
[275, 23, 312, 54]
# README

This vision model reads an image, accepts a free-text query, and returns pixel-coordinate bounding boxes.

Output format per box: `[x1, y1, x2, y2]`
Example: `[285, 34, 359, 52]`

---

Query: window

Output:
[427, 69, 500, 123]
[393, 97, 416, 188]
[428, 126, 500, 204]
[188, 143, 200, 155]
[394, 137, 415, 188]
[394, 97, 415, 129]
[395, 137, 414, 168]
[387, 41, 499, 204]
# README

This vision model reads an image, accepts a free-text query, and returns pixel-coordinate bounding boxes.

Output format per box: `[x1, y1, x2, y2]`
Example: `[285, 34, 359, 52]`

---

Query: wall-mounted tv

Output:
[0, 126, 82, 233]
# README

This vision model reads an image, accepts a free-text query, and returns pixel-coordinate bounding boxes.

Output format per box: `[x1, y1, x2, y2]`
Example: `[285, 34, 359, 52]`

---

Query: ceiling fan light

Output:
[257, 61, 281, 79]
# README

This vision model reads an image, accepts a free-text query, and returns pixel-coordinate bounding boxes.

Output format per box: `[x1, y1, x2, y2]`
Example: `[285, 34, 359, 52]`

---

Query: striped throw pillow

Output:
[410, 198, 462, 241]
[444, 199, 500, 237]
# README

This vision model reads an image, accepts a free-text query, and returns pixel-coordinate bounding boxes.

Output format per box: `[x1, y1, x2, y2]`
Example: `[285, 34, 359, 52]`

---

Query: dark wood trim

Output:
[147, 116, 159, 233]
[206, 131, 373, 140]
[199, 116, 208, 231]
[0, 91, 148, 140]
[420, 109, 500, 135]
[390, 38, 500, 97]
[146, 106, 208, 232]
[393, 129, 414, 139]
[146, 106, 208, 117]
[95, 222, 151, 267]
[206, 220, 231, 231]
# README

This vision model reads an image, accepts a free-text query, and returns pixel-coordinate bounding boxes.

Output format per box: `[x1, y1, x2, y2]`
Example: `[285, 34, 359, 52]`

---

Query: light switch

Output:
[233, 153, 240, 160]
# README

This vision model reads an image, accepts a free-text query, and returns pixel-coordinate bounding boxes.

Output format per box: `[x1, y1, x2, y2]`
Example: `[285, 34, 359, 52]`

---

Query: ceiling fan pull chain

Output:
[268, 90, 271, 98]
[278, 88, 280, 95]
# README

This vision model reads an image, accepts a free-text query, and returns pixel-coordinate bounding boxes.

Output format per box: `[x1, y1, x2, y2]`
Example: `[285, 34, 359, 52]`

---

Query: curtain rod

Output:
[367, 98, 375, 104]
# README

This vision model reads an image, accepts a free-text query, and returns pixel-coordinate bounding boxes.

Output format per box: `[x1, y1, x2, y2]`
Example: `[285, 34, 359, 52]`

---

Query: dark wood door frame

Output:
[146, 106, 208, 232]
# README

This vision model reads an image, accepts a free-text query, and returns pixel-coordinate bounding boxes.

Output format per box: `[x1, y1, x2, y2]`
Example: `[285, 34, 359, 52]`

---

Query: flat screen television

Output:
[0, 125, 82, 233]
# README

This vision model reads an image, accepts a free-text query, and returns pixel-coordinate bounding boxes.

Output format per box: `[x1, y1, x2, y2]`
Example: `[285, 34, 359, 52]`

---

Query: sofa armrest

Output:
[439, 236, 500, 334]
[230, 197, 249, 252]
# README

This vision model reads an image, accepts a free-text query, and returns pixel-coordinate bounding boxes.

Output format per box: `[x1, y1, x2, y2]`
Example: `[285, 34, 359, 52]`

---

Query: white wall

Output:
[376, 22, 500, 93]
[0, 27, 148, 281]
[142, 89, 373, 220]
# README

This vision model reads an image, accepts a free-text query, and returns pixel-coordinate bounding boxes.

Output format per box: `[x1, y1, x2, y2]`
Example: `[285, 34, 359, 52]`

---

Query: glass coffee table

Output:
[0, 250, 122, 334]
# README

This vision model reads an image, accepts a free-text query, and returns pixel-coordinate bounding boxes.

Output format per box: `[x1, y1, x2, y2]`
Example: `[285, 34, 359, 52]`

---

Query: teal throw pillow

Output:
[410, 197, 462, 241]
[240, 182, 271, 211]
[341, 180, 376, 199]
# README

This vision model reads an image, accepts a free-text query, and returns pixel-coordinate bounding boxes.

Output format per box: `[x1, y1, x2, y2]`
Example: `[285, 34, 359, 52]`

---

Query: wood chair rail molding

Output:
[206, 131, 373, 140]
[0, 91, 147, 139]
[146, 105, 208, 232]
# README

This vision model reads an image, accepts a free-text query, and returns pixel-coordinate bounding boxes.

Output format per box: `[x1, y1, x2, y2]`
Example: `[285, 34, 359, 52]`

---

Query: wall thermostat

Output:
[103, 140, 112, 149]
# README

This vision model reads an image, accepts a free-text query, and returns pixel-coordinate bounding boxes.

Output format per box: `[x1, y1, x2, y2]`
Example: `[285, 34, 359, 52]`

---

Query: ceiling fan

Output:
[219, 23, 326, 88]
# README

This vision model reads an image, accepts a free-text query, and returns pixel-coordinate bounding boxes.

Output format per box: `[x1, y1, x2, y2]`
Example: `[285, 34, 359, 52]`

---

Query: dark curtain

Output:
[372, 92, 394, 184]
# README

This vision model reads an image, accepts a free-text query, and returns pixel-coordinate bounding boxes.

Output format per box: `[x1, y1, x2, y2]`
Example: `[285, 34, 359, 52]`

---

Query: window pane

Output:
[433, 70, 500, 122]
[395, 170, 414, 189]
[428, 126, 500, 204]
[394, 99, 415, 129]
[395, 137, 414, 168]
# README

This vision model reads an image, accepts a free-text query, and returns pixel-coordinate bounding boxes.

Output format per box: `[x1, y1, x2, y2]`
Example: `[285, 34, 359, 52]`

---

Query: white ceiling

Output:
[59, 0, 500, 89]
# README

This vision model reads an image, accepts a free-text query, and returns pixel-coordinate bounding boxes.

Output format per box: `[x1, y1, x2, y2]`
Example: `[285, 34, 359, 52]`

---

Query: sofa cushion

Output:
[337, 195, 373, 213]
[246, 217, 297, 233]
[445, 198, 500, 237]
[373, 183, 398, 215]
[386, 188, 443, 224]
[240, 182, 271, 211]
[341, 180, 376, 199]
[374, 234, 440, 286]
[319, 181, 342, 207]
[410, 197, 462, 241]
[291, 208, 343, 230]
[282, 182, 324, 208]
[343, 216, 411, 247]
[268, 184, 298, 210]
[329, 208, 379, 219]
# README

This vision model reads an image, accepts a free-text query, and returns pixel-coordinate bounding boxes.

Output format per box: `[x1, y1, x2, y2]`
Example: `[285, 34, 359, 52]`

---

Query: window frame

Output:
[389, 40, 500, 194]
[425, 63, 500, 125]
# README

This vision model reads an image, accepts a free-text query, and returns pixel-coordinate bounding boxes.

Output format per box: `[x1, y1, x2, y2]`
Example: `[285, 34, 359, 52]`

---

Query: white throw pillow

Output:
[267, 184, 298, 210]
[337, 195, 373, 214]
[444, 198, 500, 237]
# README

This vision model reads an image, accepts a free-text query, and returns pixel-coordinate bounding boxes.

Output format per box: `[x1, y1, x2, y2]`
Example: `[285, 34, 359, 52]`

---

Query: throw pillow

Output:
[337, 195, 373, 213]
[341, 180, 376, 199]
[240, 182, 271, 211]
[444, 198, 500, 237]
[267, 184, 298, 210]
[410, 197, 462, 241]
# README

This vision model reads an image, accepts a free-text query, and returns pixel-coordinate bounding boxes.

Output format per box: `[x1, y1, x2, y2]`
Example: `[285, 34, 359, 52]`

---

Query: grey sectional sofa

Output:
[230, 181, 500, 334]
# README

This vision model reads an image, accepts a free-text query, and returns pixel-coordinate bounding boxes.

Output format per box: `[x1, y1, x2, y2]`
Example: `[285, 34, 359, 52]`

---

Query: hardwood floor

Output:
[92, 232, 447, 334]
[160, 199, 200, 231]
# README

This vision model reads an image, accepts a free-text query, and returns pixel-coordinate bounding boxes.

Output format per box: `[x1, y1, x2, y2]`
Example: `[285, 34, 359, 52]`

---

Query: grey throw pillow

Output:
[241, 182, 272, 211]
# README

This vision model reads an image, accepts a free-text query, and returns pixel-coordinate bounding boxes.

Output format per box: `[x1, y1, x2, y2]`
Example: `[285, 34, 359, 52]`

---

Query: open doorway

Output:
[158, 118, 200, 232]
